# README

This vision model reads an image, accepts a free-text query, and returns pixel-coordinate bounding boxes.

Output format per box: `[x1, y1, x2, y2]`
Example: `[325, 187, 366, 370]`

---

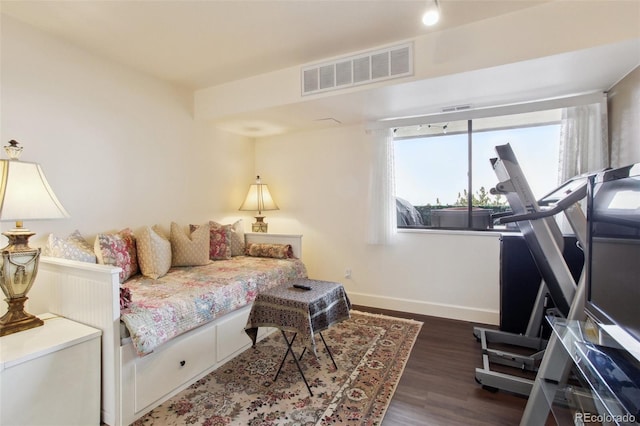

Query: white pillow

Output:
[229, 219, 245, 256]
[137, 225, 172, 279]
[44, 230, 97, 263]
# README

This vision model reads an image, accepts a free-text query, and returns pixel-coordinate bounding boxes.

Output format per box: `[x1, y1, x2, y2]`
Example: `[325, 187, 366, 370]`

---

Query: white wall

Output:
[0, 16, 255, 249]
[255, 124, 501, 324]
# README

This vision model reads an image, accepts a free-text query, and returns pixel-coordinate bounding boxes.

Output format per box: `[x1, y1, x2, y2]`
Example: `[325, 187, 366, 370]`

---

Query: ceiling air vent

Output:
[441, 104, 472, 113]
[301, 42, 413, 96]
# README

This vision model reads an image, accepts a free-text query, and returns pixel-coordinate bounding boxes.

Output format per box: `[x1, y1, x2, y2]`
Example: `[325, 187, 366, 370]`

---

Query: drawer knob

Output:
[179, 360, 186, 367]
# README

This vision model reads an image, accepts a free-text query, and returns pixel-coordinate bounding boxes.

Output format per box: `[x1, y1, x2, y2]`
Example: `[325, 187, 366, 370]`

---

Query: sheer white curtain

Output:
[558, 96, 609, 183]
[366, 128, 397, 245]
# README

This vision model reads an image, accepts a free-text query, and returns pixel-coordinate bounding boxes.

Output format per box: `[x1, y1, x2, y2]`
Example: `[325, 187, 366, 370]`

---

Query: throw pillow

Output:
[120, 287, 132, 310]
[170, 222, 210, 266]
[210, 219, 244, 256]
[191, 222, 232, 260]
[95, 228, 139, 283]
[43, 230, 97, 263]
[245, 243, 294, 259]
[136, 225, 172, 279]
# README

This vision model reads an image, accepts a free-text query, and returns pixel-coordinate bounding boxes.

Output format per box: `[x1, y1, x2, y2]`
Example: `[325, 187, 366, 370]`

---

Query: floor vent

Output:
[301, 42, 413, 96]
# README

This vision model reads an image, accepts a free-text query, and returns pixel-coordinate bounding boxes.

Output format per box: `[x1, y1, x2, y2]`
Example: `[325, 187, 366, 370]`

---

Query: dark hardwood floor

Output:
[354, 305, 533, 426]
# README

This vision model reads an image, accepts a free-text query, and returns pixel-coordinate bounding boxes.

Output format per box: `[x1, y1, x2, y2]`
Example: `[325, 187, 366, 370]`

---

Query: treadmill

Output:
[473, 143, 588, 396]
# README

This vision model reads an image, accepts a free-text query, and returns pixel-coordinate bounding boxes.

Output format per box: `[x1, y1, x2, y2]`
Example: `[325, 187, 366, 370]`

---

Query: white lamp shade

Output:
[239, 183, 279, 214]
[0, 160, 69, 222]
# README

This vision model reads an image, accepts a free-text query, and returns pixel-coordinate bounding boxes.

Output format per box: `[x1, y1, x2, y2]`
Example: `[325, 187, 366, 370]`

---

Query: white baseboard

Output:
[349, 291, 499, 325]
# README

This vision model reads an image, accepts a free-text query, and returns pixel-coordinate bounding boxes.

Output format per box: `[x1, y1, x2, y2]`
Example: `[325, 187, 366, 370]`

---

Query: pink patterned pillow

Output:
[120, 287, 132, 309]
[94, 228, 139, 283]
[190, 222, 231, 260]
[210, 220, 244, 256]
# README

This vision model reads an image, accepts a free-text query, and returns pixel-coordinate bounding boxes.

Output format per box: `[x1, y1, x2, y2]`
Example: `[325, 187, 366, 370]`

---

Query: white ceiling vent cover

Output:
[301, 42, 413, 96]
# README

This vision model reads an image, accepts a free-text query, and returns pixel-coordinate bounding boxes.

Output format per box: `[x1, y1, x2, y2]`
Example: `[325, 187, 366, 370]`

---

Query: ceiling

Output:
[1, 0, 552, 90]
[2, 0, 639, 137]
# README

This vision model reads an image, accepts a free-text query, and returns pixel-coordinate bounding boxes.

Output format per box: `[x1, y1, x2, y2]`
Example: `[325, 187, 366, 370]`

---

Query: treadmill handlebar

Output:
[496, 183, 587, 225]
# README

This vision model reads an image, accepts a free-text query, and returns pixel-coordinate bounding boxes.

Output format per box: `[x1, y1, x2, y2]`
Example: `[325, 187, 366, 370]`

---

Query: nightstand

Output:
[0, 313, 102, 426]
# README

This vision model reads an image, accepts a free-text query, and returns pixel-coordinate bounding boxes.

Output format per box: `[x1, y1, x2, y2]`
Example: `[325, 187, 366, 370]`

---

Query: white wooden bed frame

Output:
[27, 233, 302, 426]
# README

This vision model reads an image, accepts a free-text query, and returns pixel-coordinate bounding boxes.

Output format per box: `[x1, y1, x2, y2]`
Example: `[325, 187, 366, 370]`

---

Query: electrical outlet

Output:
[344, 268, 352, 279]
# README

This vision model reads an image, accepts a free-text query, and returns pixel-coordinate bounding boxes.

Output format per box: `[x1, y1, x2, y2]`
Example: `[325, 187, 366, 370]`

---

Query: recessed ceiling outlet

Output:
[302, 42, 413, 96]
[215, 120, 288, 138]
[441, 104, 472, 113]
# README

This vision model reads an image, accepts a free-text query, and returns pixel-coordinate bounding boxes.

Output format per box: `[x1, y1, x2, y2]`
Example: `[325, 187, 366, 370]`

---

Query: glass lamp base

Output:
[0, 228, 43, 336]
[252, 216, 268, 233]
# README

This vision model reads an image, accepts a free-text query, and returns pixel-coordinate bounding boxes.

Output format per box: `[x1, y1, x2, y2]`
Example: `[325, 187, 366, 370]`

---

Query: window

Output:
[394, 109, 562, 230]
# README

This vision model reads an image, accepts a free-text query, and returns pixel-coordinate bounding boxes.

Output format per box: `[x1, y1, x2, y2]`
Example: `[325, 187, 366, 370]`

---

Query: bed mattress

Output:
[120, 256, 307, 355]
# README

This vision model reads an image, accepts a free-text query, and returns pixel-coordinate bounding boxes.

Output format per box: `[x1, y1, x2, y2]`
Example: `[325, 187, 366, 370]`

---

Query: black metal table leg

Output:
[274, 330, 313, 396]
[319, 332, 338, 370]
[296, 333, 337, 370]
[274, 331, 297, 380]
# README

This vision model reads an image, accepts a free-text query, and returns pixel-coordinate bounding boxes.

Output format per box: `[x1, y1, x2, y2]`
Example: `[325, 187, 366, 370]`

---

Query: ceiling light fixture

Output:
[422, 0, 440, 26]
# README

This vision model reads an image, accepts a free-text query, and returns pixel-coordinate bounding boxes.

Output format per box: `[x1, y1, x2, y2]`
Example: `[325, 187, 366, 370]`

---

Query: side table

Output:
[0, 313, 102, 426]
[245, 278, 351, 396]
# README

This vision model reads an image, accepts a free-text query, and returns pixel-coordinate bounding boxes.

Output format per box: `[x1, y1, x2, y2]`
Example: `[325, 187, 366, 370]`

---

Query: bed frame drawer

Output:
[134, 323, 216, 412]
[216, 305, 253, 361]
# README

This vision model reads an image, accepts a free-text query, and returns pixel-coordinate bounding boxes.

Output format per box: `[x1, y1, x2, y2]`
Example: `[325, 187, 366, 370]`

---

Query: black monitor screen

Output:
[586, 164, 640, 346]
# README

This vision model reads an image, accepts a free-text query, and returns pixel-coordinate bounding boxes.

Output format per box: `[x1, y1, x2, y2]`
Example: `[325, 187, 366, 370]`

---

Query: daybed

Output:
[28, 230, 305, 426]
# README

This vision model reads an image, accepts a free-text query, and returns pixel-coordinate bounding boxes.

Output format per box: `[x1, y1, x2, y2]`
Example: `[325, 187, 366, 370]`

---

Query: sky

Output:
[394, 124, 561, 206]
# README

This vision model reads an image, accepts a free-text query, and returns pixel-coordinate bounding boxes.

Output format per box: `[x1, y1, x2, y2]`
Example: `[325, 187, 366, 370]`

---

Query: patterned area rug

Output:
[133, 310, 422, 426]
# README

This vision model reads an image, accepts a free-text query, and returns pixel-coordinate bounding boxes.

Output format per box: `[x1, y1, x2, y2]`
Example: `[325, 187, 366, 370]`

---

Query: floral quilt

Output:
[121, 256, 307, 356]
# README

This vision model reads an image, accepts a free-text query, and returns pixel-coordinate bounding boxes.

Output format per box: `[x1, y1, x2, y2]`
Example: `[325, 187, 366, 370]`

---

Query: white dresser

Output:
[0, 313, 101, 426]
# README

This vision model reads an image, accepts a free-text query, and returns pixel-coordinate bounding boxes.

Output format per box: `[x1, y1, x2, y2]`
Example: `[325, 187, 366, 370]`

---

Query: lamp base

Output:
[252, 216, 268, 233]
[0, 296, 43, 336]
[0, 226, 43, 336]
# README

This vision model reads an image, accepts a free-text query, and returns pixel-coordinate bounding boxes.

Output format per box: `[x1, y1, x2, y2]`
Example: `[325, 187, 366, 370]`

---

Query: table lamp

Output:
[0, 140, 69, 336]
[239, 175, 279, 232]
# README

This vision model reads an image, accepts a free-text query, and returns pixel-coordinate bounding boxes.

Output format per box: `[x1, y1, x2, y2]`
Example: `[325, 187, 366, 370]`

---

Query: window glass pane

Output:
[394, 110, 562, 230]
[471, 123, 560, 229]
[395, 135, 468, 206]
[394, 120, 468, 227]
[472, 124, 561, 202]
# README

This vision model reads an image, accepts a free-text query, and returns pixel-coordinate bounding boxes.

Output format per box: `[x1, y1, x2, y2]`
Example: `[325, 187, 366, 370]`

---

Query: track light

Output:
[427, 123, 448, 134]
[422, 0, 440, 26]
